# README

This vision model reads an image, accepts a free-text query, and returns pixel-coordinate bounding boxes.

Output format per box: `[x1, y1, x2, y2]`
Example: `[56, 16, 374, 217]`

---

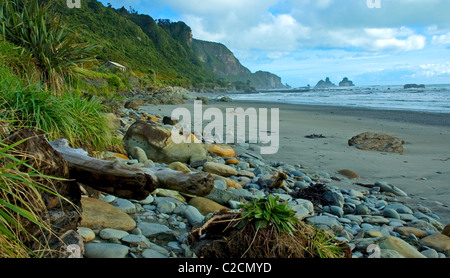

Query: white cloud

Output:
[432, 33, 450, 45]
[419, 62, 450, 77]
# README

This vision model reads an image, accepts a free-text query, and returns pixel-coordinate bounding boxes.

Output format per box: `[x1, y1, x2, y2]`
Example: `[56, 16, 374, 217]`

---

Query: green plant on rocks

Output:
[239, 195, 298, 236]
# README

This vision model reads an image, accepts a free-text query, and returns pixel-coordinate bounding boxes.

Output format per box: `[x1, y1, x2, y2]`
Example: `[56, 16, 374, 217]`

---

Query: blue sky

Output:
[99, 0, 450, 87]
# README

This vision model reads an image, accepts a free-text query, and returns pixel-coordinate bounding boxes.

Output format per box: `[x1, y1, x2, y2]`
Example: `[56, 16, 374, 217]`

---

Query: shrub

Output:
[0, 0, 97, 92]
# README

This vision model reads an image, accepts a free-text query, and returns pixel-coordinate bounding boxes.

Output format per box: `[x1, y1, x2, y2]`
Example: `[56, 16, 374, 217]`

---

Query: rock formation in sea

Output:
[404, 84, 425, 89]
[339, 77, 355, 87]
[314, 77, 336, 89]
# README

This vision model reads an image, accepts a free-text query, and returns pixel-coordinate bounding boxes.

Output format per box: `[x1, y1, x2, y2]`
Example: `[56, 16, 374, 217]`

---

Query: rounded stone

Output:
[383, 208, 400, 219]
[84, 243, 130, 258]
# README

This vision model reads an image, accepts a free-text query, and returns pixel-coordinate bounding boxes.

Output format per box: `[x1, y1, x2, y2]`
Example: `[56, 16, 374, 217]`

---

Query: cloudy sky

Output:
[100, 0, 450, 87]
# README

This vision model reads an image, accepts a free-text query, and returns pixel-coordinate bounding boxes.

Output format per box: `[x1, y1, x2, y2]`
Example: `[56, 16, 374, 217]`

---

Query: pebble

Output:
[323, 205, 344, 218]
[137, 222, 174, 239]
[142, 249, 168, 258]
[111, 198, 137, 214]
[356, 204, 370, 215]
[77, 227, 96, 242]
[99, 228, 130, 241]
[184, 205, 205, 226]
[84, 243, 130, 258]
[383, 208, 400, 219]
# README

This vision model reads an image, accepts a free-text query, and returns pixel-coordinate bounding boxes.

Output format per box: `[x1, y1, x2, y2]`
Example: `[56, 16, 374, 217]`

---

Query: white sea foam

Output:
[227, 84, 450, 114]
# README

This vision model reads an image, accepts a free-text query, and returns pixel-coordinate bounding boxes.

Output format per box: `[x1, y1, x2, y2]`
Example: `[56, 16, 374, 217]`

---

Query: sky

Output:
[99, 0, 450, 87]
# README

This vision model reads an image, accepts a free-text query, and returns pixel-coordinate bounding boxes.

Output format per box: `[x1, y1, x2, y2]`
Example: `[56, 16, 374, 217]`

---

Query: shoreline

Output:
[142, 96, 450, 224]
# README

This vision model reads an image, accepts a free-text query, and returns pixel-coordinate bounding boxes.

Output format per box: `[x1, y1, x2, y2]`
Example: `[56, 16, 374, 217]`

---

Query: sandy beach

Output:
[142, 95, 450, 225]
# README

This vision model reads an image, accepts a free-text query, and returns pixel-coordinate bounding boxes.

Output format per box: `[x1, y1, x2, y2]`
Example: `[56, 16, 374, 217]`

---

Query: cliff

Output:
[59, 0, 284, 89]
[192, 39, 285, 89]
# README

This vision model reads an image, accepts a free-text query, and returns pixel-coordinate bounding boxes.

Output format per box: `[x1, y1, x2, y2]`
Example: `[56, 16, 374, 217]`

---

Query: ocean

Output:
[226, 84, 450, 114]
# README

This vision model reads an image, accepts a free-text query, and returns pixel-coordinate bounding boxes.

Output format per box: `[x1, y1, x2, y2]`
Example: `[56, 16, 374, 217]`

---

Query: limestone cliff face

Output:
[192, 39, 285, 89]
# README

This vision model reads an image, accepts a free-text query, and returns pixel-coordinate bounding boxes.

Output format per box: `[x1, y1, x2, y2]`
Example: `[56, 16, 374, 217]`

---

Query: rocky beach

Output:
[73, 89, 450, 259]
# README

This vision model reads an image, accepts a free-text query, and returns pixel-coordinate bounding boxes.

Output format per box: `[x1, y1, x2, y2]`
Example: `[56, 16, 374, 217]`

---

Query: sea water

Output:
[227, 84, 450, 114]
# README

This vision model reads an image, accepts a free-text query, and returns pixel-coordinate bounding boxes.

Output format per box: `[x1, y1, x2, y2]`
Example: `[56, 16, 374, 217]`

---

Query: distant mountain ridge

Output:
[58, 0, 285, 90]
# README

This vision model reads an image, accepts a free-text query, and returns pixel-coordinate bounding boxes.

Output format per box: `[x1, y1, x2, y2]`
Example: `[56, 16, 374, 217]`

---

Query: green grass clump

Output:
[0, 138, 61, 258]
[0, 85, 116, 152]
[239, 195, 299, 236]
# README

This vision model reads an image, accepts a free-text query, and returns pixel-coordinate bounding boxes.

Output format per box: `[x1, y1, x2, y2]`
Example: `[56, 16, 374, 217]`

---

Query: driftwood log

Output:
[50, 139, 214, 200]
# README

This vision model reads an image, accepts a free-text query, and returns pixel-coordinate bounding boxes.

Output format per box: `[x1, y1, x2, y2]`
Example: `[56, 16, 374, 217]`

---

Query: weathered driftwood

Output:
[50, 139, 214, 200]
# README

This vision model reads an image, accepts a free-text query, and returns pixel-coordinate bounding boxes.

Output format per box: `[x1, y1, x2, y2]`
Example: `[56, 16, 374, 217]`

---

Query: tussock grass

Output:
[0, 138, 64, 258]
[0, 85, 118, 153]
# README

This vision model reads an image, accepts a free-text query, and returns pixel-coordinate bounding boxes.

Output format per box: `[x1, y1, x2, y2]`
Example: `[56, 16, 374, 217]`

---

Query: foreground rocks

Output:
[73, 105, 450, 259]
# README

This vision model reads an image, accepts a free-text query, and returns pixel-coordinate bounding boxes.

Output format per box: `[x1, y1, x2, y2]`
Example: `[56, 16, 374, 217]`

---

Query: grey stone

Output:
[184, 205, 205, 226]
[344, 215, 363, 225]
[111, 198, 137, 214]
[121, 234, 152, 248]
[157, 199, 176, 214]
[363, 216, 390, 225]
[205, 187, 239, 205]
[137, 222, 174, 239]
[136, 195, 154, 205]
[142, 249, 168, 258]
[237, 162, 250, 170]
[356, 204, 371, 215]
[323, 206, 344, 218]
[214, 179, 227, 190]
[421, 249, 439, 258]
[383, 208, 400, 219]
[380, 249, 406, 258]
[102, 195, 116, 203]
[375, 181, 408, 197]
[323, 190, 345, 208]
[306, 215, 343, 233]
[384, 203, 413, 214]
[99, 228, 129, 241]
[349, 189, 364, 199]
[84, 243, 129, 258]
[294, 181, 309, 190]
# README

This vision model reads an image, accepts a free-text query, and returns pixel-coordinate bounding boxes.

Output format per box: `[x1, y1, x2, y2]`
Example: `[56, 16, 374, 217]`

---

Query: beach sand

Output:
[141, 96, 450, 225]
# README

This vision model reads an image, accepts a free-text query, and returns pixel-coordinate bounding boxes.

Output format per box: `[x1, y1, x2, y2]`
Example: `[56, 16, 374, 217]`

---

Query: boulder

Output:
[348, 132, 404, 154]
[80, 197, 136, 232]
[123, 120, 207, 166]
